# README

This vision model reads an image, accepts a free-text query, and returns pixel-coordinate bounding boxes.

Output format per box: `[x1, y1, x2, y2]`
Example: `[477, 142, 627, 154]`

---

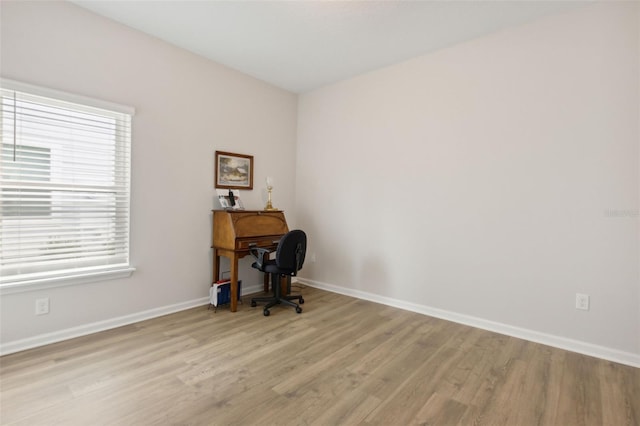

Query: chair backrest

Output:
[276, 229, 307, 274]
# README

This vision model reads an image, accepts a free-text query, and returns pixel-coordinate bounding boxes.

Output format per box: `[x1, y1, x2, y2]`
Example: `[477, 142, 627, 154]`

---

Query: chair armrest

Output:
[250, 247, 273, 269]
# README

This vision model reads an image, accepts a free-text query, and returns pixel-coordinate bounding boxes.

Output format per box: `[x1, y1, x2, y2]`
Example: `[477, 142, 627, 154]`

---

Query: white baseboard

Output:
[0, 297, 212, 356]
[242, 282, 265, 295]
[4, 280, 638, 369]
[298, 278, 640, 368]
[0, 283, 271, 356]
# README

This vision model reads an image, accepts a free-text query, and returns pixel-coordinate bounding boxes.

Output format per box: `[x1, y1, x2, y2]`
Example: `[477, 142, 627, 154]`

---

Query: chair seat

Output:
[252, 261, 295, 275]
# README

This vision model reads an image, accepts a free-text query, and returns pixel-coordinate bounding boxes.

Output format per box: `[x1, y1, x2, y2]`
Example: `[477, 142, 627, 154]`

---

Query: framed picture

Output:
[214, 151, 254, 189]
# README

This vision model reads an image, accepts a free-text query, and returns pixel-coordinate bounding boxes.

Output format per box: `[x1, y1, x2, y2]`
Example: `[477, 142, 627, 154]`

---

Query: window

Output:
[0, 79, 135, 289]
[1, 144, 51, 217]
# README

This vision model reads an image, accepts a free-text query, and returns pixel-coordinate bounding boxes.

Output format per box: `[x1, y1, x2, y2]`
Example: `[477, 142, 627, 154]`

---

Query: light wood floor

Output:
[1, 286, 638, 425]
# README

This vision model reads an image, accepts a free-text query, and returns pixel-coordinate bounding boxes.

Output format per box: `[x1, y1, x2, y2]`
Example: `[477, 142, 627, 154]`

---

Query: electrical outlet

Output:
[575, 293, 589, 311]
[310, 253, 317, 262]
[35, 298, 49, 315]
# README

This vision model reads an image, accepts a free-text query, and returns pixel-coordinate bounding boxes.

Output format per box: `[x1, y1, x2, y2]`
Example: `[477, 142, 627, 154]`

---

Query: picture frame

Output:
[215, 151, 254, 190]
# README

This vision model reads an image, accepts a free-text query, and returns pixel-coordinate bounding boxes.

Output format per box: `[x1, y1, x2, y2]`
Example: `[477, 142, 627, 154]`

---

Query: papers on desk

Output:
[216, 189, 244, 210]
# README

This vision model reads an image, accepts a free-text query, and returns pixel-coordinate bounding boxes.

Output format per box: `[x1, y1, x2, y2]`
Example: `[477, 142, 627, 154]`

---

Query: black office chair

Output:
[250, 229, 306, 316]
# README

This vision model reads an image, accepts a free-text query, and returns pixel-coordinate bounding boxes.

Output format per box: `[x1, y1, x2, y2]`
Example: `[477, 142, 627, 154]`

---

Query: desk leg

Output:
[213, 251, 221, 283]
[230, 255, 239, 312]
[280, 276, 288, 296]
[262, 252, 270, 292]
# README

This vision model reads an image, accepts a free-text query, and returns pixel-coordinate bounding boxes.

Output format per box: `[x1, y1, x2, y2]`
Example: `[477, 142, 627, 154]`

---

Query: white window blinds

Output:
[0, 79, 134, 286]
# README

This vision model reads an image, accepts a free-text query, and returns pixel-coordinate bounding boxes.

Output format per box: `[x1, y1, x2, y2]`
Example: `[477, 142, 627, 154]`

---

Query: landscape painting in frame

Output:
[215, 151, 253, 190]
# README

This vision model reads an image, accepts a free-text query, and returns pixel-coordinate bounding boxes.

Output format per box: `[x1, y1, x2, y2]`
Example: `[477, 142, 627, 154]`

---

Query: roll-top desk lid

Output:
[212, 210, 288, 249]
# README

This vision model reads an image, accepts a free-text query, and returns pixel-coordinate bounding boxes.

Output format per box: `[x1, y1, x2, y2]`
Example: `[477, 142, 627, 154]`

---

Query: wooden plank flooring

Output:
[1, 286, 638, 425]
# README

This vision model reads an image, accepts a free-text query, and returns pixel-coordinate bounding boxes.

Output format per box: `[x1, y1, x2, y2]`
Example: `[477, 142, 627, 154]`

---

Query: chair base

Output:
[250, 273, 304, 316]
[250, 294, 304, 316]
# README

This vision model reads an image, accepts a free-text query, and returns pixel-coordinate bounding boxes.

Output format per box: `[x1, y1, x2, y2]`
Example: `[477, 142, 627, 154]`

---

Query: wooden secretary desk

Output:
[211, 210, 289, 312]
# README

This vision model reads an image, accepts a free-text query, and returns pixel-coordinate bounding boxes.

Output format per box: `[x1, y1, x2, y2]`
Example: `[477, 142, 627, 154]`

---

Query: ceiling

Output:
[70, 1, 587, 94]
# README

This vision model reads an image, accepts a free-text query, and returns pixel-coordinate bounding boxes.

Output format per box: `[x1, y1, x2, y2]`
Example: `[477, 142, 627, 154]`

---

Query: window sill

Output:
[0, 267, 136, 295]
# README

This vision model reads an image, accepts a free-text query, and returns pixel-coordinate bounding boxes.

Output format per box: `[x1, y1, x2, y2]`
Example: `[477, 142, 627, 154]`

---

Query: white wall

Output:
[296, 3, 640, 363]
[1, 1, 638, 366]
[0, 1, 297, 348]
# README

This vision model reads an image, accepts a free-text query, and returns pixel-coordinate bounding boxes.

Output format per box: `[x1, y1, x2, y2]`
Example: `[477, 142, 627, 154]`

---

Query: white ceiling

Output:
[71, 1, 587, 93]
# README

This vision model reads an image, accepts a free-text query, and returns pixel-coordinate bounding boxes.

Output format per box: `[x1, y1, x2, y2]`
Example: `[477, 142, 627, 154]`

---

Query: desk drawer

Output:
[237, 238, 280, 250]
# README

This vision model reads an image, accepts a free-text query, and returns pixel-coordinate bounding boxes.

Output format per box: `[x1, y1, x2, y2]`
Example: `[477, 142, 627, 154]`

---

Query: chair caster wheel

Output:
[299, 297, 304, 304]
[251, 301, 257, 307]
[263, 309, 270, 316]
[296, 307, 302, 314]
